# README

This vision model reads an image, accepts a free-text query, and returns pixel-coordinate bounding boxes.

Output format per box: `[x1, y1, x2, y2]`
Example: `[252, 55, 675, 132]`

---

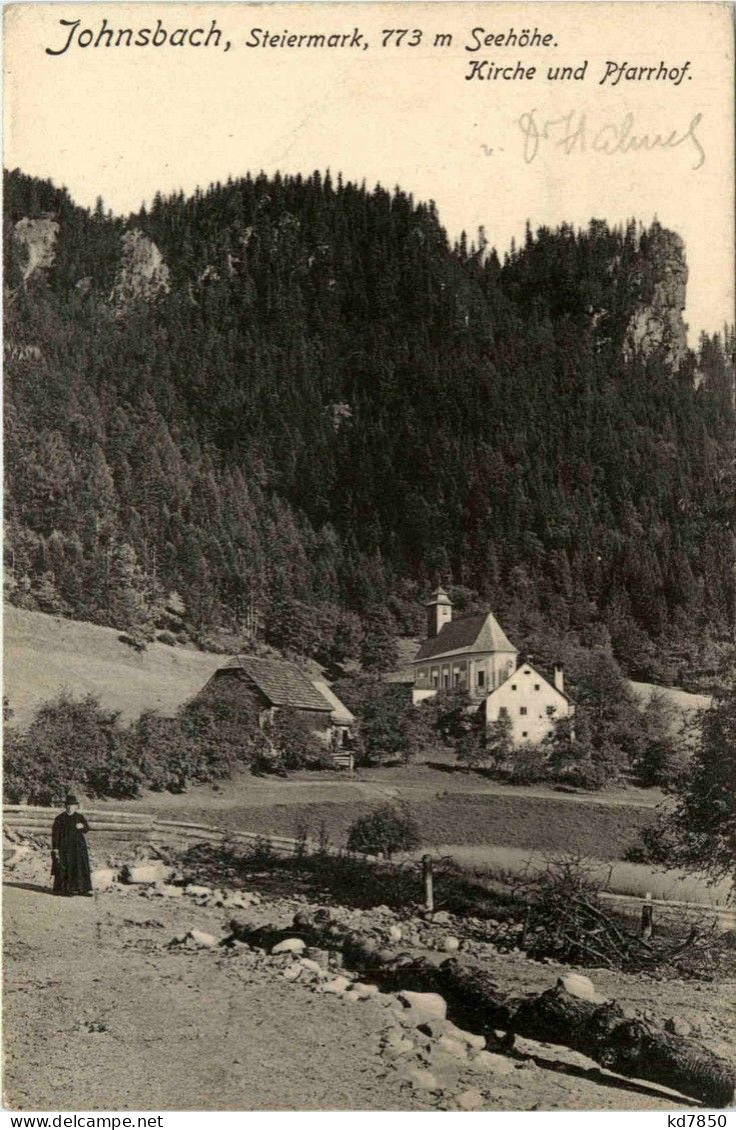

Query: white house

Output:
[483, 659, 573, 745]
[410, 587, 574, 745]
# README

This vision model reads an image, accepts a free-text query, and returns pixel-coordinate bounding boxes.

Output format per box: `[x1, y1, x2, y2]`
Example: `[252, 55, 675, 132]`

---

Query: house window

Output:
[499, 707, 508, 719]
[453, 671, 460, 686]
[432, 671, 439, 687]
[477, 670, 485, 688]
[524, 669, 531, 675]
[546, 705, 556, 717]
[520, 706, 528, 716]
[511, 684, 517, 691]
[443, 673, 449, 688]
[521, 731, 528, 738]
[534, 684, 540, 691]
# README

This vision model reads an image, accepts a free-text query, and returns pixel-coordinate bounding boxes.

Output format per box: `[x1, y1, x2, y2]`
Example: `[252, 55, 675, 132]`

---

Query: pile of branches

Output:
[516, 856, 719, 973]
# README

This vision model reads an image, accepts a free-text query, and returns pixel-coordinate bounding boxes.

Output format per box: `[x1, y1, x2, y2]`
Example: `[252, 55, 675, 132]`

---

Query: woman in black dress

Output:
[51, 794, 92, 896]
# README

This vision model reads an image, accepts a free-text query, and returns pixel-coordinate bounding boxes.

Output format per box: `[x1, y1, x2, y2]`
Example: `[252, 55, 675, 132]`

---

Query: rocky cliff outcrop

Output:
[111, 229, 170, 310]
[13, 215, 59, 282]
[623, 225, 688, 370]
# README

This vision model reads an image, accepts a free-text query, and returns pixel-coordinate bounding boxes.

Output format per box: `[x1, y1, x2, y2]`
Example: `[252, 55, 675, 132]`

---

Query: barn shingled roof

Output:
[414, 611, 517, 662]
[220, 656, 331, 712]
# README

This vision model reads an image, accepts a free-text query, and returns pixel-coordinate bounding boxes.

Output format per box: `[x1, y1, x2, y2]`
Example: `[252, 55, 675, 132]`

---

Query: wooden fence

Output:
[4, 804, 733, 931]
[2, 804, 308, 855]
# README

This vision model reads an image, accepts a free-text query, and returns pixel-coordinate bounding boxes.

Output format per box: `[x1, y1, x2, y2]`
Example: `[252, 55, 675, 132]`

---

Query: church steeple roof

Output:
[413, 610, 517, 662]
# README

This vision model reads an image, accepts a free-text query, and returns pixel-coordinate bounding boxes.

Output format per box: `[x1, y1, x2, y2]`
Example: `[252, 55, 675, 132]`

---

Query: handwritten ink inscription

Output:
[515, 109, 705, 169]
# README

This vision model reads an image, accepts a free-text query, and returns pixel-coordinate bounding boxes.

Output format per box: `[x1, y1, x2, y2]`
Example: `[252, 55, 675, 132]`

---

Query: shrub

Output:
[156, 630, 177, 646]
[262, 709, 333, 771]
[346, 803, 421, 858]
[502, 742, 549, 785]
[3, 692, 136, 803]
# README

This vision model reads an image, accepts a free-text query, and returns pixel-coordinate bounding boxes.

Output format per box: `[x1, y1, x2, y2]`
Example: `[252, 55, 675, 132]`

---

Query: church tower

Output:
[425, 586, 453, 639]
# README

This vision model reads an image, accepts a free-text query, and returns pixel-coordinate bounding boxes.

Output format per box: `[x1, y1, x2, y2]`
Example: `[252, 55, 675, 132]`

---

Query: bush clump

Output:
[346, 803, 422, 859]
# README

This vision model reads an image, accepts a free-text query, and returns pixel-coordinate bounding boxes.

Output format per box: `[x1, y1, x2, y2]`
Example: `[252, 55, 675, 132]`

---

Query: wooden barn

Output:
[199, 655, 355, 763]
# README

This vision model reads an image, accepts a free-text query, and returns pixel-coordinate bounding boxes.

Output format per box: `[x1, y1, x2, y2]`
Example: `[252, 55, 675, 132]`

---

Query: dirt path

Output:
[5, 881, 734, 1112]
[93, 767, 664, 814]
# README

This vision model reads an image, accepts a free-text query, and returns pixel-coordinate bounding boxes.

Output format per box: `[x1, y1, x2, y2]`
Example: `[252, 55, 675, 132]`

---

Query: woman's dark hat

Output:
[65, 793, 79, 805]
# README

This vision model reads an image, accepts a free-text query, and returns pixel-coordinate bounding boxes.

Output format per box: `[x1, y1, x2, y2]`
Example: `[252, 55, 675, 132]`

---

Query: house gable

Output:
[485, 662, 574, 745]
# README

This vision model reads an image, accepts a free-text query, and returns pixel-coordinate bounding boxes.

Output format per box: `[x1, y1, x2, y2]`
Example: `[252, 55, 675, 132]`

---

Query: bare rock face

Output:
[623, 225, 688, 370]
[111, 229, 170, 310]
[13, 215, 60, 282]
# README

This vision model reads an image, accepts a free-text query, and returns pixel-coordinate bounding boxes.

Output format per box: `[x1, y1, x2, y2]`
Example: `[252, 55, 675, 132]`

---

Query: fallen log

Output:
[235, 908, 735, 1107]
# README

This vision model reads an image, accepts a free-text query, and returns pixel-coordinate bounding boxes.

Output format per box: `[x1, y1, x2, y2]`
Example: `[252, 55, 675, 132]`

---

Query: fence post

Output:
[422, 854, 434, 913]
[641, 891, 653, 940]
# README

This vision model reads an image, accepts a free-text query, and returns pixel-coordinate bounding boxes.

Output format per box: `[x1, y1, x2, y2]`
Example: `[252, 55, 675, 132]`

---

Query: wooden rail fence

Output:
[2, 804, 309, 854]
[4, 804, 733, 930]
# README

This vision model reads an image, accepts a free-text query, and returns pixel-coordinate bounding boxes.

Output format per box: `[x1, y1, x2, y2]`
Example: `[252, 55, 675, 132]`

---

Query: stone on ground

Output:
[434, 1035, 468, 1061]
[321, 976, 351, 995]
[348, 982, 379, 1000]
[469, 1050, 515, 1075]
[271, 937, 306, 955]
[91, 868, 116, 891]
[406, 1068, 439, 1091]
[558, 973, 599, 1002]
[189, 929, 218, 948]
[121, 861, 170, 885]
[398, 991, 447, 1024]
[456, 1087, 484, 1110]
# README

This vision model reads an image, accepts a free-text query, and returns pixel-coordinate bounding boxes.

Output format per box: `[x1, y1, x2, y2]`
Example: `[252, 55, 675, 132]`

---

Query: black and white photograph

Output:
[2, 0, 735, 1117]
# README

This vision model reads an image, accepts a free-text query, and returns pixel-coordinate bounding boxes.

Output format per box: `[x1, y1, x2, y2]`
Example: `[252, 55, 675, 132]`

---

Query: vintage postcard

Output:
[3, 0, 735, 1119]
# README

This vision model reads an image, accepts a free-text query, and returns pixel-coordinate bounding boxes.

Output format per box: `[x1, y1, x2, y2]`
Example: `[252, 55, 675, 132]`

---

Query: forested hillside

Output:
[4, 168, 734, 687]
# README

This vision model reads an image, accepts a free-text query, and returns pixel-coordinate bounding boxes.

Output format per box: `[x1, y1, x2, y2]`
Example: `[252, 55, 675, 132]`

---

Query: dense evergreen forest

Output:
[4, 168, 734, 688]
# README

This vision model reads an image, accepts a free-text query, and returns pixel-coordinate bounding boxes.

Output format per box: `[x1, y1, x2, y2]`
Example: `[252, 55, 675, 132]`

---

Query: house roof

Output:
[487, 662, 575, 705]
[220, 656, 331, 712]
[413, 611, 517, 662]
[311, 680, 355, 725]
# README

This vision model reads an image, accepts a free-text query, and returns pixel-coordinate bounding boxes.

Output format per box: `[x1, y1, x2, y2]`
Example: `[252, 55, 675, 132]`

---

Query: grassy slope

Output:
[3, 604, 223, 726]
[5, 607, 711, 728]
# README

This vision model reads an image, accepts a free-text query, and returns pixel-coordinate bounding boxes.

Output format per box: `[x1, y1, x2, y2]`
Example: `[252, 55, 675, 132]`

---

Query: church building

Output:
[410, 587, 574, 745]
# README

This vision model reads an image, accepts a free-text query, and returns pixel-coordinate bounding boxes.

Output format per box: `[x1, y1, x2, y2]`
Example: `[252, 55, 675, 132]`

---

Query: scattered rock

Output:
[417, 1017, 486, 1053]
[303, 947, 329, 970]
[184, 884, 211, 898]
[469, 1050, 515, 1075]
[558, 973, 599, 1003]
[405, 1068, 439, 1091]
[383, 1030, 416, 1056]
[348, 982, 379, 1001]
[157, 884, 184, 899]
[121, 862, 171, 885]
[398, 991, 447, 1024]
[282, 964, 303, 982]
[665, 1017, 692, 1038]
[299, 958, 326, 977]
[441, 935, 460, 954]
[387, 925, 403, 943]
[91, 868, 116, 891]
[189, 929, 218, 948]
[434, 1035, 468, 1061]
[321, 976, 351, 995]
[456, 1087, 484, 1110]
[271, 938, 306, 955]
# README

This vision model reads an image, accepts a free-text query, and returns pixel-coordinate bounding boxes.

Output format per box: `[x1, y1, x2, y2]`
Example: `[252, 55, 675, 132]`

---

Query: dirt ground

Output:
[5, 879, 735, 1112]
